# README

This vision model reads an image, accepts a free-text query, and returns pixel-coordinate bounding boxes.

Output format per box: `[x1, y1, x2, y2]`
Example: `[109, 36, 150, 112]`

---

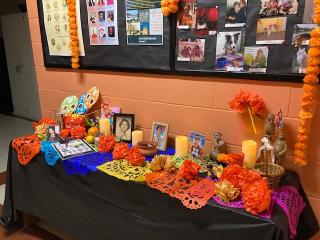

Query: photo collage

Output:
[86, 0, 119, 45]
[176, 0, 315, 74]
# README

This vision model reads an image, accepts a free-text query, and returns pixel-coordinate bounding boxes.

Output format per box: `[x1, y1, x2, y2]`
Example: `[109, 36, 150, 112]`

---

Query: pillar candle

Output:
[175, 136, 189, 158]
[132, 130, 143, 146]
[242, 140, 257, 169]
[99, 118, 110, 136]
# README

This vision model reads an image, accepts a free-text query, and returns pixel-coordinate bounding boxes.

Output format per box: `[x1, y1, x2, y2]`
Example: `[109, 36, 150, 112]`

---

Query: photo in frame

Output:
[189, 131, 206, 158]
[113, 113, 135, 142]
[46, 125, 60, 142]
[151, 122, 168, 151]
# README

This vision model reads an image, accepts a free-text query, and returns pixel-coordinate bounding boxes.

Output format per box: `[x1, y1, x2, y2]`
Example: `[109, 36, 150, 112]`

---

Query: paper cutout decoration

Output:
[85, 86, 100, 109]
[12, 134, 41, 165]
[61, 96, 79, 114]
[76, 94, 88, 115]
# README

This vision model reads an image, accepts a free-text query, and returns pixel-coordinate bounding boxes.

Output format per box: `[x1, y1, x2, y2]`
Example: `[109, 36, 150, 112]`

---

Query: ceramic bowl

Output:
[137, 141, 158, 156]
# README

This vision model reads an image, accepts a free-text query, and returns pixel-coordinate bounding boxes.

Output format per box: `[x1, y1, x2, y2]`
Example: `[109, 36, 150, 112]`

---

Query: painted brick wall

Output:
[26, 0, 320, 225]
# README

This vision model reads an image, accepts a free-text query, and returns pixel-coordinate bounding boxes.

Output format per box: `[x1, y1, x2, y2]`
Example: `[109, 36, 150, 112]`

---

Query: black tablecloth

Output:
[1, 145, 319, 240]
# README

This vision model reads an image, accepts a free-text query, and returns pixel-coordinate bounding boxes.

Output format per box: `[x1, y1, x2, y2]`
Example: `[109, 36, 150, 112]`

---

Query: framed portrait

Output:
[151, 122, 169, 151]
[113, 113, 135, 143]
[46, 125, 60, 142]
[189, 131, 206, 158]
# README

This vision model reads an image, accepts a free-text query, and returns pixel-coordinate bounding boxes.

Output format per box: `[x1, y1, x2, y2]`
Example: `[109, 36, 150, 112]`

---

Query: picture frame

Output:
[52, 139, 96, 160]
[151, 122, 169, 151]
[113, 113, 135, 143]
[189, 131, 206, 158]
[46, 125, 60, 142]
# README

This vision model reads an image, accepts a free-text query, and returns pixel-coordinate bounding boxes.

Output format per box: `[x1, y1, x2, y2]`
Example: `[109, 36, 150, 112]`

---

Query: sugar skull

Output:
[76, 94, 88, 115]
[61, 96, 78, 114]
[84, 87, 100, 109]
[63, 115, 86, 129]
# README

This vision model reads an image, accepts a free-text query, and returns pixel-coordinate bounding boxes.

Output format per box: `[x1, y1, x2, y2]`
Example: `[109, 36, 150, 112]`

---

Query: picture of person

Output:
[99, 27, 106, 38]
[108, 26, 115, 37]
[98, 11, 105, 22]
[97, 0, 105, 5]
[292, 24, 317, 46]
[225, 0, 246, 27]
[260, 0, 298, 17]
[244, 46, 269, 72]
[292, 46, 308, 73]
[90, 12, 96, 23]
[88, 0, 96, 7]
[90, 27, 98, 39]
[177, 0, 196, 29]
[189, 131, 206, 158]
[46, 125, 60, 142]
[139, 9, 149, 22]
[107, 11, 114, 22]
[126, 10, 140, 35]
[256, 17, 287, 44]
[177, 39, 205, 62]
[151, 122, 168, 151]
[195, 6, 219, 35]
[114, 114, 135, 142]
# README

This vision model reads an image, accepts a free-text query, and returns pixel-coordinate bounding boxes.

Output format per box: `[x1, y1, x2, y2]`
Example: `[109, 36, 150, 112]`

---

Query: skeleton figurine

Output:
[273, 133, 288, 165]
[264, 114, 276, 139]
[210, 132, 227, 161]
[257, 136, 274, 163]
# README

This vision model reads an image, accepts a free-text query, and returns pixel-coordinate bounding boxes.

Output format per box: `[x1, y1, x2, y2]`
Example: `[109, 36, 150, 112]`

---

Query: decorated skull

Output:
[61, 96, 79, 114]
[76, 94, 88, 115]
[84, 87, 100, 109]
[63, 115, 86, 129]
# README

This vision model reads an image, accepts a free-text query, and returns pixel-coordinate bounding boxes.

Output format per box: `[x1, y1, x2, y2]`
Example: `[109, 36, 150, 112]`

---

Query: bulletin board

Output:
[37, 0, 310, 82]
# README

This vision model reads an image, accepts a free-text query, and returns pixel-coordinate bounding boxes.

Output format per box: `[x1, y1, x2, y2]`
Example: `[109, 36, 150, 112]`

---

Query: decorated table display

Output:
[1, 86, 319, 240]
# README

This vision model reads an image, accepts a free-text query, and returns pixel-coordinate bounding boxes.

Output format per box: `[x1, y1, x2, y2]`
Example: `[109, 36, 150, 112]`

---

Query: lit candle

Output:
[242, 140, 257, 168]
[132, 130, 143, 146]
[99, 118, 110, 136]
[175, 136, 189, 158]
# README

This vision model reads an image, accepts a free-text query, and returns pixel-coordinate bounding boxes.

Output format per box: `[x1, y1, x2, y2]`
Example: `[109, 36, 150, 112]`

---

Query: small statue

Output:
[257, 135, 274, 163]
[273, 133, 288, 165]
[210, 132, 227, 161]
[264, 113, 276, 138]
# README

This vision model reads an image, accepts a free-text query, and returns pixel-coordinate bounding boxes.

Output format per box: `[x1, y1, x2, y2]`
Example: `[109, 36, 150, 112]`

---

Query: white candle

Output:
[175, 136, 189, 158]
[242, 140, 257, 169]
[132, 130, 143, 146]
[99, 118, 110, 136]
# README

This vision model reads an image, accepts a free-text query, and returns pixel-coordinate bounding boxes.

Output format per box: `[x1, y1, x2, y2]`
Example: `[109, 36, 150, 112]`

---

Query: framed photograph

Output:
[52, 139, 96, 160]
[113, 113, 135, 142]
[46, 125, 60, 142]
[244, 46, 269, 73]
[189, 131, 206, 158]
[225, 0, 247, 27]
[260, 0, 298, 17]
[256, 17, 287, 45]
[151, 122, 169, 151]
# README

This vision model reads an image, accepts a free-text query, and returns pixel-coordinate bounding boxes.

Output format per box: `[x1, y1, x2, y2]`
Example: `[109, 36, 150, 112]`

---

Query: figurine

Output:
[210, 132, 227, 161]
[264, 113, 276, 138]
[273, 133, 288, 165]
[257, 136, 274, 163]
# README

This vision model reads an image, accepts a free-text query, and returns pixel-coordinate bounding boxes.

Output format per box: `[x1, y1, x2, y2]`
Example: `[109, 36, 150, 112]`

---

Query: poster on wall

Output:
[86, 0, 119, 45]
[42, 0, 85, 56]
[125, 0, 163, 45]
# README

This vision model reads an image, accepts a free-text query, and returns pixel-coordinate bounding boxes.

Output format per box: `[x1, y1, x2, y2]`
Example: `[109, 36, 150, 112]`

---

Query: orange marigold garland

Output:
[161, 0, 180, 17]
[294, 8, 320, 166]
[112, 142, 129, 160]
[67, 0, 80, 70]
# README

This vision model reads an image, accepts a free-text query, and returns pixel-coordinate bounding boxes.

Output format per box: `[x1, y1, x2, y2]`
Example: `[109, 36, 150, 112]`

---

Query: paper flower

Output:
[112, 142, 129, 160]
[229, 90, 266, 135]
[178, 160, 201, 180]
[215, 180, 240, 203]
[217, 153, 244, 165]
[98, 135, 116, 153]
[150, 155, 175, 172]
[126, 146, 146, 166]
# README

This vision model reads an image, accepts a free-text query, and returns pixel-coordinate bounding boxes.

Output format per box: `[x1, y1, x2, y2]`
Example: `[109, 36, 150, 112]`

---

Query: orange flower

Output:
[303, 75, 319, 84]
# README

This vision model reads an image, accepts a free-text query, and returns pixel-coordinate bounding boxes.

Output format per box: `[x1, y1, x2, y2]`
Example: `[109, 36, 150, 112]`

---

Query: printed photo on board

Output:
[195, 6, 219, 35]
[225, 0, 247, 27]
[244, 46, 269, 73]
[177, 0, 196, 29]
[260, 0, 298, 17]
[292, 46, 309, 74]
[292, 24, 317, 46]
[189, 131, 206, 158]
[256, 17, 287, 44]
[215, 31, 244, 71]
[177, 39, 205, 62]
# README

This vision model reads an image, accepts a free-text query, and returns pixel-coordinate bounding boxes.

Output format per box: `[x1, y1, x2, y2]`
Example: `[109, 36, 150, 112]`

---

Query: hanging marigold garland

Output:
[294, 2, 320, 166]
[67, 0, 80, 70]
[161, 0, 180, 17]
